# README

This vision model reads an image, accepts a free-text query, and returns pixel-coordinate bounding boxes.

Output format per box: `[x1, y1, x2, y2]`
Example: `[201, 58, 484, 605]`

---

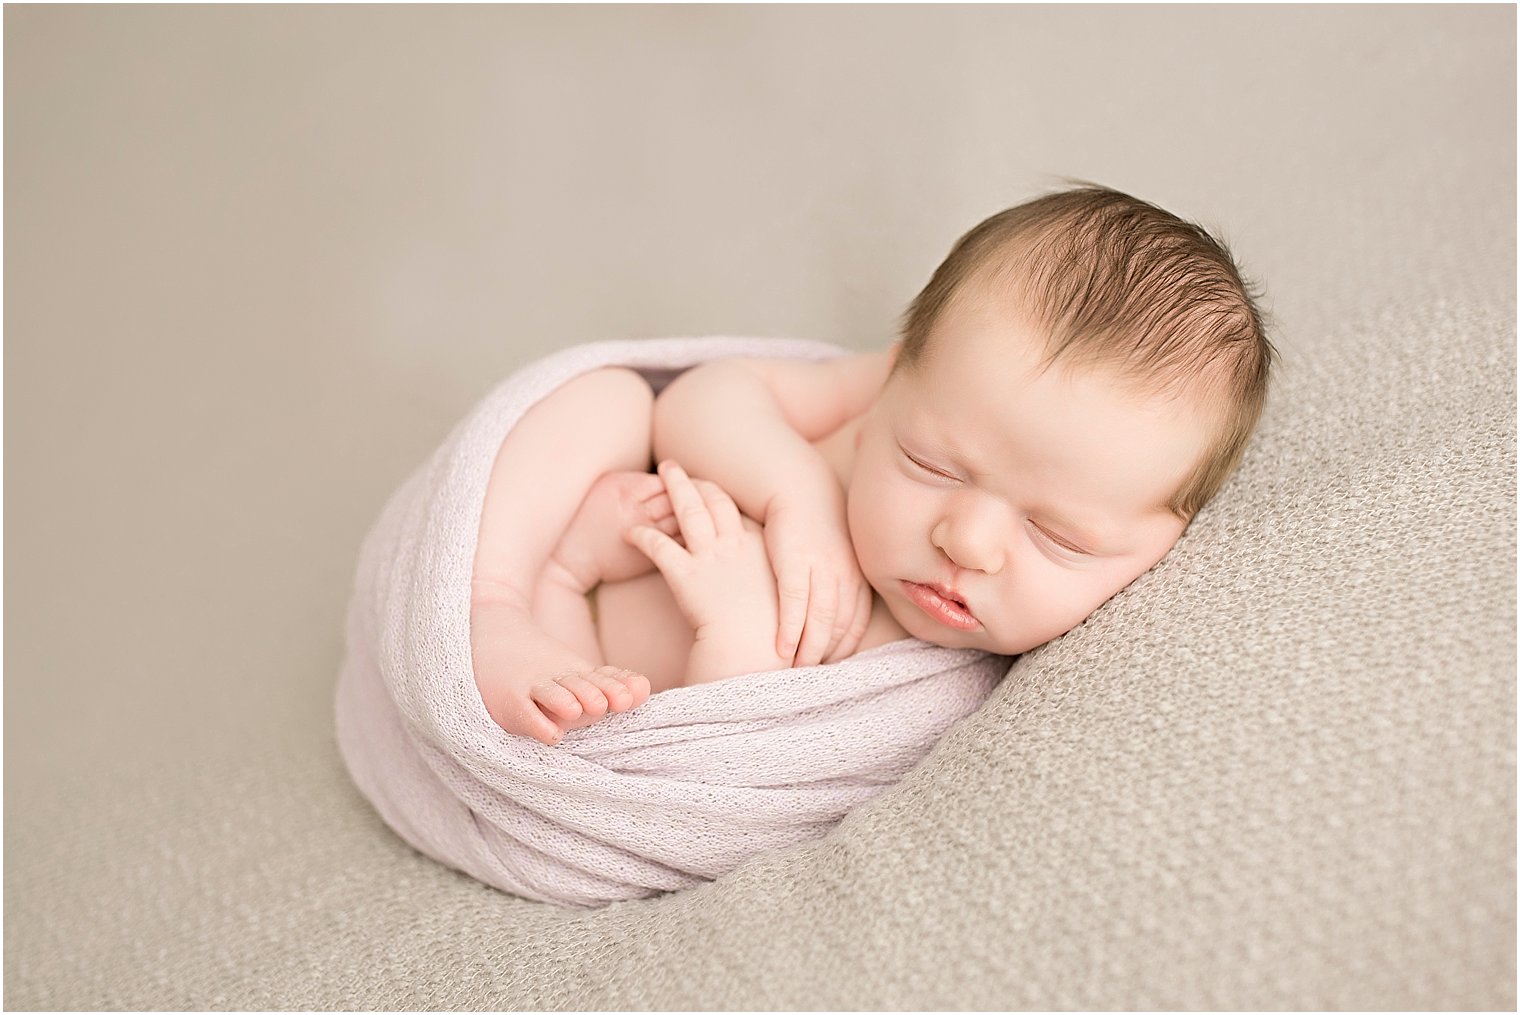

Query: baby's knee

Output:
[573, 367, 655, 420]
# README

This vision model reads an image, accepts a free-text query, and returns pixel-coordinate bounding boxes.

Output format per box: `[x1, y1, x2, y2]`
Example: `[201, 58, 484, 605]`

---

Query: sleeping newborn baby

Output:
[470, 185, 1274, 745]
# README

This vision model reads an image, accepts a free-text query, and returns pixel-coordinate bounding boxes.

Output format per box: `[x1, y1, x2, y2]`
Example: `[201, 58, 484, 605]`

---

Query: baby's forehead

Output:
[891, 336, 1216, 456]
[904, 319, 1214, 421]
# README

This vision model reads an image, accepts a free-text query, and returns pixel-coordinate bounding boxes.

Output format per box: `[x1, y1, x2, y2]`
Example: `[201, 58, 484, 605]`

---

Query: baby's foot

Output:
[550, 470, 680, 591]
[471, 590, 652, 745]
[541, 663, 653, 737]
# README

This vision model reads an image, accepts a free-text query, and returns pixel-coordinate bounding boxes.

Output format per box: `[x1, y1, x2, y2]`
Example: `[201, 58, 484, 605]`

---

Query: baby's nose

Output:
[931, 511, 1005, 575]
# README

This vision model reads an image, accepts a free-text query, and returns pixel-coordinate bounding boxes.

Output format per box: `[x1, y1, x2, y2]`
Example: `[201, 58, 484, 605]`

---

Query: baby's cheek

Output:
[1012, 585, 1107, 652]
[846, 494, 892, 573]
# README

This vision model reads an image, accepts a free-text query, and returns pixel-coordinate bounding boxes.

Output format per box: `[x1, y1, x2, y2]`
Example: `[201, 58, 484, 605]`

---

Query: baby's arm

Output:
[652, 352, 891, 665]
[652, 354, 880, 522]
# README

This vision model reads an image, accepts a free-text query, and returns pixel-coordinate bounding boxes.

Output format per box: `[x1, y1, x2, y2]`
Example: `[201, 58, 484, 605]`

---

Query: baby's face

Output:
[847, 295, 1215, 655]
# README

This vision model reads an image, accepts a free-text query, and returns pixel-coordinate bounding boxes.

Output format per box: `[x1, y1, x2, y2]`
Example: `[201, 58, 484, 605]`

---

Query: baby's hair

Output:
[895, 183, 1275, 519]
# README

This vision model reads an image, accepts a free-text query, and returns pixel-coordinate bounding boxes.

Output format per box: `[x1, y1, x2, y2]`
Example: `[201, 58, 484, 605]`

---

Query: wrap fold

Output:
[335, 337, 1005, 907]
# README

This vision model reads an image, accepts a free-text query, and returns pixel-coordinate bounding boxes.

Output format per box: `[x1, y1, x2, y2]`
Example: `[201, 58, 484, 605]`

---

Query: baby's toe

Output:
[529, 681, 584, 722]
[585, 666, 641, 711]
[612, 668, 651, 705]
[623, 471, 670, 505]
[611, 475, 677, 532]
[555, 674, 609, 719]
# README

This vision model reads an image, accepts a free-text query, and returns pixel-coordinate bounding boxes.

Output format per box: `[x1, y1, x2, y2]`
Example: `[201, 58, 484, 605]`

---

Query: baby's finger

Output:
[776, 568, 809, 663]
[794, 575, 839, 668]
[624, 524, 686, 572]
[692, 479, 743, 538]
[657, 460, 716, 549]
[827, 583, 873, 663]
[825, 577, 865, 661]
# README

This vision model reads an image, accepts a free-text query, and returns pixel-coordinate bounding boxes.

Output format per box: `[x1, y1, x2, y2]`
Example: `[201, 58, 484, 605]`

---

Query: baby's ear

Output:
[887, 340, 902, 368]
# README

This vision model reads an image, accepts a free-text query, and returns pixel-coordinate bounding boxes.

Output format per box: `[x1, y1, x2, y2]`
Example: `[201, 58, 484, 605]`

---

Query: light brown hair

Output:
[896, 184, 1275, 518]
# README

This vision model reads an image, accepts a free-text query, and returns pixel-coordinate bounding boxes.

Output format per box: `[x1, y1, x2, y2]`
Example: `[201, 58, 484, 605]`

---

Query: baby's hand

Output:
[764, 491, 872, 667]
[624, 461, 781, 642]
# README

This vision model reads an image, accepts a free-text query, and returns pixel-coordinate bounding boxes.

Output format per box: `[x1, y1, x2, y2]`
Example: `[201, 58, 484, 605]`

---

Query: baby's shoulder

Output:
[828, 343, 898, 420]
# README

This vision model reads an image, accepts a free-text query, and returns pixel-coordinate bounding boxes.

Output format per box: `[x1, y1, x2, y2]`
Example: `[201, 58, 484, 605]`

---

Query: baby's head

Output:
[847, 184, 1274, 654]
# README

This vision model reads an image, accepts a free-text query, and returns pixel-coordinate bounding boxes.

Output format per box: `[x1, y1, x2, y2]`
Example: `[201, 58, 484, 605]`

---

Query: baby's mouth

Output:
[928, 581, 972, 612]
[901, 580, 981, 631]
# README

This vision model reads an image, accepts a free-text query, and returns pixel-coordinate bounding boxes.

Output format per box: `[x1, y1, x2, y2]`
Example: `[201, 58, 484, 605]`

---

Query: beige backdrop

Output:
[6, 5, 1514, 1010]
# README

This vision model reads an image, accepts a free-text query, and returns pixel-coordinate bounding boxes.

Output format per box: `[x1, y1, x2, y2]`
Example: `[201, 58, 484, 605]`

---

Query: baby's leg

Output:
[531, 470, 680, 666]
[471, 367, 659, 745]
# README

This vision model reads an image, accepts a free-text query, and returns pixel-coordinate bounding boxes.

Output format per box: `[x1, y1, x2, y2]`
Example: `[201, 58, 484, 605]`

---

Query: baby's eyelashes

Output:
[1031, 522, 1093, 558]
[900, 445, 955, 480]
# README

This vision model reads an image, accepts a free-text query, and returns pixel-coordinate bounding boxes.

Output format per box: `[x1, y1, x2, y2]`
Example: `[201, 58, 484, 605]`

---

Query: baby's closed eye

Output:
[1030, 522, 1093, 558]
[900, 445, 955, 480]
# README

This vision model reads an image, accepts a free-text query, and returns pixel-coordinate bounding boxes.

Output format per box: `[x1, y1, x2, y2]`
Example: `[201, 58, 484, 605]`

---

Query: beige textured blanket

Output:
[6, 8, 1514, 1010]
